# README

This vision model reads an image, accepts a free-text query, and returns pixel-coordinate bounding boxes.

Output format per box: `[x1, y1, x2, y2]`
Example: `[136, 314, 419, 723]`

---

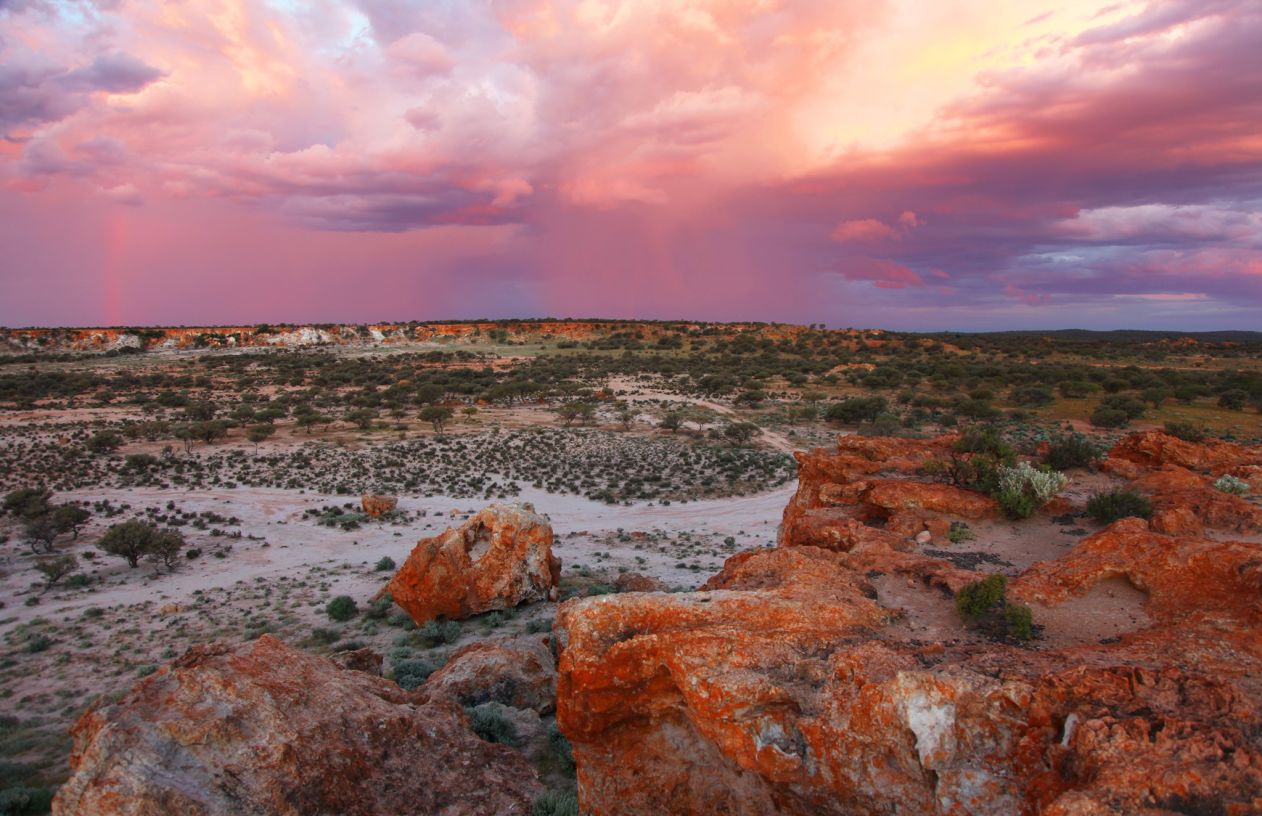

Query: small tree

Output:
[659, 412, 682, 433]
[4, 487, 51, 519]
[723, 422, 758, 446]
[52, 504, 91, 539]
[420, 405, 454, 435]
[87, 431, 123, 454]
[247, 424, 276, 451]
[98, 519, 161, 568]
[615, 403, 634, 430]
[24, 515, 61, 553]
[346, 408, 378, 430]
[36, 554, 78, 594]
[147, 529, 186, 570]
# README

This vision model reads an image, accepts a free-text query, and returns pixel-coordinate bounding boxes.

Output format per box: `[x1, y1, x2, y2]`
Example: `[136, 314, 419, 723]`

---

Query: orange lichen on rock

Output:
[52, 635, 542, 815]
[426, 635, 558, 714]
[1130, 466, 1262, 532]
[557, 434, 1262, 816]
[387, 503, 561, 624]
[1106, 429, 1262, 474]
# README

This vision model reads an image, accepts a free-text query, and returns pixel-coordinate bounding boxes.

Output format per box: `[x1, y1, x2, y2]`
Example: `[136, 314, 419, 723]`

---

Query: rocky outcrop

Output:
[361, 494, 398, 518]
[387, 503, 561, 624]
[1107, 429, 1262, 474]
[426, 635, 558, 714]
[556, 432, 1262, 816]
[781, 435, 997, 546]
[613, 572, 671, 593]
[1131, 466, 1262, 532]
[53, 635, 542, 815]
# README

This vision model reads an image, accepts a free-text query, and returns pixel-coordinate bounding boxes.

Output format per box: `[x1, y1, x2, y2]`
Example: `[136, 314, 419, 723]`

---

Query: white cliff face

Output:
[264, 327, 333, 347]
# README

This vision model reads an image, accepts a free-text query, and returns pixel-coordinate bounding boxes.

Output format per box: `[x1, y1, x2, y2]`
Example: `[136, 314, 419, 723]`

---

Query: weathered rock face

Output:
[557, 432, 1262, 816]
[360, 494, 398, 518]
[613, 571, 671, 593]
[1107, 429, 1262, 474]
[1130, 466, 1262, 532]
[780, 435, 998, 547]
[427, 635, 558, 714]
[53, 635, 543, 816]
[388, 503, 561, 624]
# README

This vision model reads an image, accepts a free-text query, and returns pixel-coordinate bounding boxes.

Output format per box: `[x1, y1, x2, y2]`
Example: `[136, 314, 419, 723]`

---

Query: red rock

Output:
[1107, 429, 1262, 474]
[53, 635, 542, 815]
[862, 479, 998, 520]
[361, 494, 398, 518]
[387, 503, 561, 624]
[1148, 507, 1205, 537]
[1132, 466, 1262, 532]
[557, 524, 1262, 815]
[426, 635, 557, 714]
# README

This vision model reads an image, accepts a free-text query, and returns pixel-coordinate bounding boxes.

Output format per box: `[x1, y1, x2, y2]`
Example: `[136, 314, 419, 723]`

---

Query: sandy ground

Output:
[1, 482, 795, 629]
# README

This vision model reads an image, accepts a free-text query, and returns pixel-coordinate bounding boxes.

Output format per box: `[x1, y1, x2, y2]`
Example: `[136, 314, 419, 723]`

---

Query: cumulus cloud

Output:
[0, 0, 1260, 328]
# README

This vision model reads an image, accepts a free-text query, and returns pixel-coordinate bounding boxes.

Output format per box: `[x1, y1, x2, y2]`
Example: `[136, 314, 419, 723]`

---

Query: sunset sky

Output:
[2, 0, 1259, 330]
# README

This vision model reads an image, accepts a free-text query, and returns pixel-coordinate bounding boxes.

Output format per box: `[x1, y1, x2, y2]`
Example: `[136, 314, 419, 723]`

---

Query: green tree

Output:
[98, 520, 163, 568]
[23, 515, 61, 553]
[52, 504, 91, 539]
[87, 430, 123, 454]
[420, 405, 454, 435]
[147, 529, 186, 570]
[659, 412, 682, 433]
[4, 487, 51, 519]
[723, 422, 758, 446]
[36, 554, 78, 593]
[345, 408, 378, 430]
[246, 424, 276, 451]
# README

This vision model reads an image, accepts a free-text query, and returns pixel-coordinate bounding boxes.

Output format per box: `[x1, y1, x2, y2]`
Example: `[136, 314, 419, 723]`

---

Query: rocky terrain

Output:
[33, 429, 1262, 815]
[555, 431, 1262, 815]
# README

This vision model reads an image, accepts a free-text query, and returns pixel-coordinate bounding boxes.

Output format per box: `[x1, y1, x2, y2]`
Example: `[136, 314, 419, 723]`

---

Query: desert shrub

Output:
[393, 658, 442, 691]
[532, 791, 580, 816]
[24, 636, 52, 654]
[1213, 475, 1249, 496]
[466, 703, 519, 746]
[995, 462, 1067, 519]
[2, 488, 51, 519]
[98, 520, 167, 568]
[87, 430, 123, 454]
[374, 556, 396, 572]
[956, 575, 1007, 618]
[1010, 385, 1054, 407]
[1099, 394, 1147, 419]
[1044, 433, 1100, 470]
[325, 595, 358, 621]
[526, 617, 553, 634]
[955, 398, 999, 420]
[364, 596, 393, 620]
[1086, 490, 1153, 524]
[1163, 420, 1206, 443]
[1089, 407, 1129, 429]
[1003, 604, 1034, 641]
[1218, 389, 1248, 410]
[824, 396, 887, 424]
[947, 521, 974, 543]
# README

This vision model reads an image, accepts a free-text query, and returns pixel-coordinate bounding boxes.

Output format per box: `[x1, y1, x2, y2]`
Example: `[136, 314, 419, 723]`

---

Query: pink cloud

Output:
[831, 218, 899, 243]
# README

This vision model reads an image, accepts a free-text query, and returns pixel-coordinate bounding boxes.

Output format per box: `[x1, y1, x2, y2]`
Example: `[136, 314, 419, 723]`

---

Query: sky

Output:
[1, 0, 1260, 330]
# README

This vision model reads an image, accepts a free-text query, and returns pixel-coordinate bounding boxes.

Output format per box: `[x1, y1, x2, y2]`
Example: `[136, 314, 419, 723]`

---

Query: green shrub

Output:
[1044, 433, 1100, 470]
[526, 617, 554, 634]
[1010, 385, 1054, 407]
[824, 396, 888, 424]
[325, 595, 358, 622]
[1003, 604, 1033, 641]
[1213, 475, 1249, 496]
[466, 703, 519, 746]
[994, 462, 1067, 519]
[393, 658, 443, 691]
[532, 791, 580, 816]
[1086, 491, 1153, 524]
[947, 521, 974, 543]
[1089, 407, 1129, 428]
[24, 636, 52, 654]
[374, 556, 396, 572]
[1164, 420, 1206, 443]
[955, 575, 1007, 618]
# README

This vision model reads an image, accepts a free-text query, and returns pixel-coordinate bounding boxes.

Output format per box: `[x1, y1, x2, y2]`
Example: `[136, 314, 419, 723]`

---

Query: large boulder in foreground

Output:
[388, 503, 561, 624]
[53, 635, 542, 815]
[556, 527, 1262, 815]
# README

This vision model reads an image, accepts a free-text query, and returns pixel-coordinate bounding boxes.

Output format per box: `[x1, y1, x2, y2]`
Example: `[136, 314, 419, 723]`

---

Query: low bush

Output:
[1213, 475, 1249, 496]
[955, 575, 1034, 642]
[1163, 420, 1206, 443]
[1090, 407, 1129, 429]
[1043, 433, 1100, 470]
[956, 575, 1007, 618]
[466, 703, 519, 746]
[995, 462, 1067, 519]
[532, 791, 580, 816]
[374, 556, 396, 572]
[325, 595, 358, 622]
[1086, 490, 1153, 524]
[393, 658, 443, 691]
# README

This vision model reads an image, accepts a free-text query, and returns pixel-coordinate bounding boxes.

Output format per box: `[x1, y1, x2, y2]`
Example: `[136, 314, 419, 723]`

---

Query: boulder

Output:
[613, 572, 671, 593]
[387, 503, 561, 624]
[426, 635, 558, 714]
[53, 635, 542, 816]
[1107, 429, 1262, 474]
[361, 494, 398, 518]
